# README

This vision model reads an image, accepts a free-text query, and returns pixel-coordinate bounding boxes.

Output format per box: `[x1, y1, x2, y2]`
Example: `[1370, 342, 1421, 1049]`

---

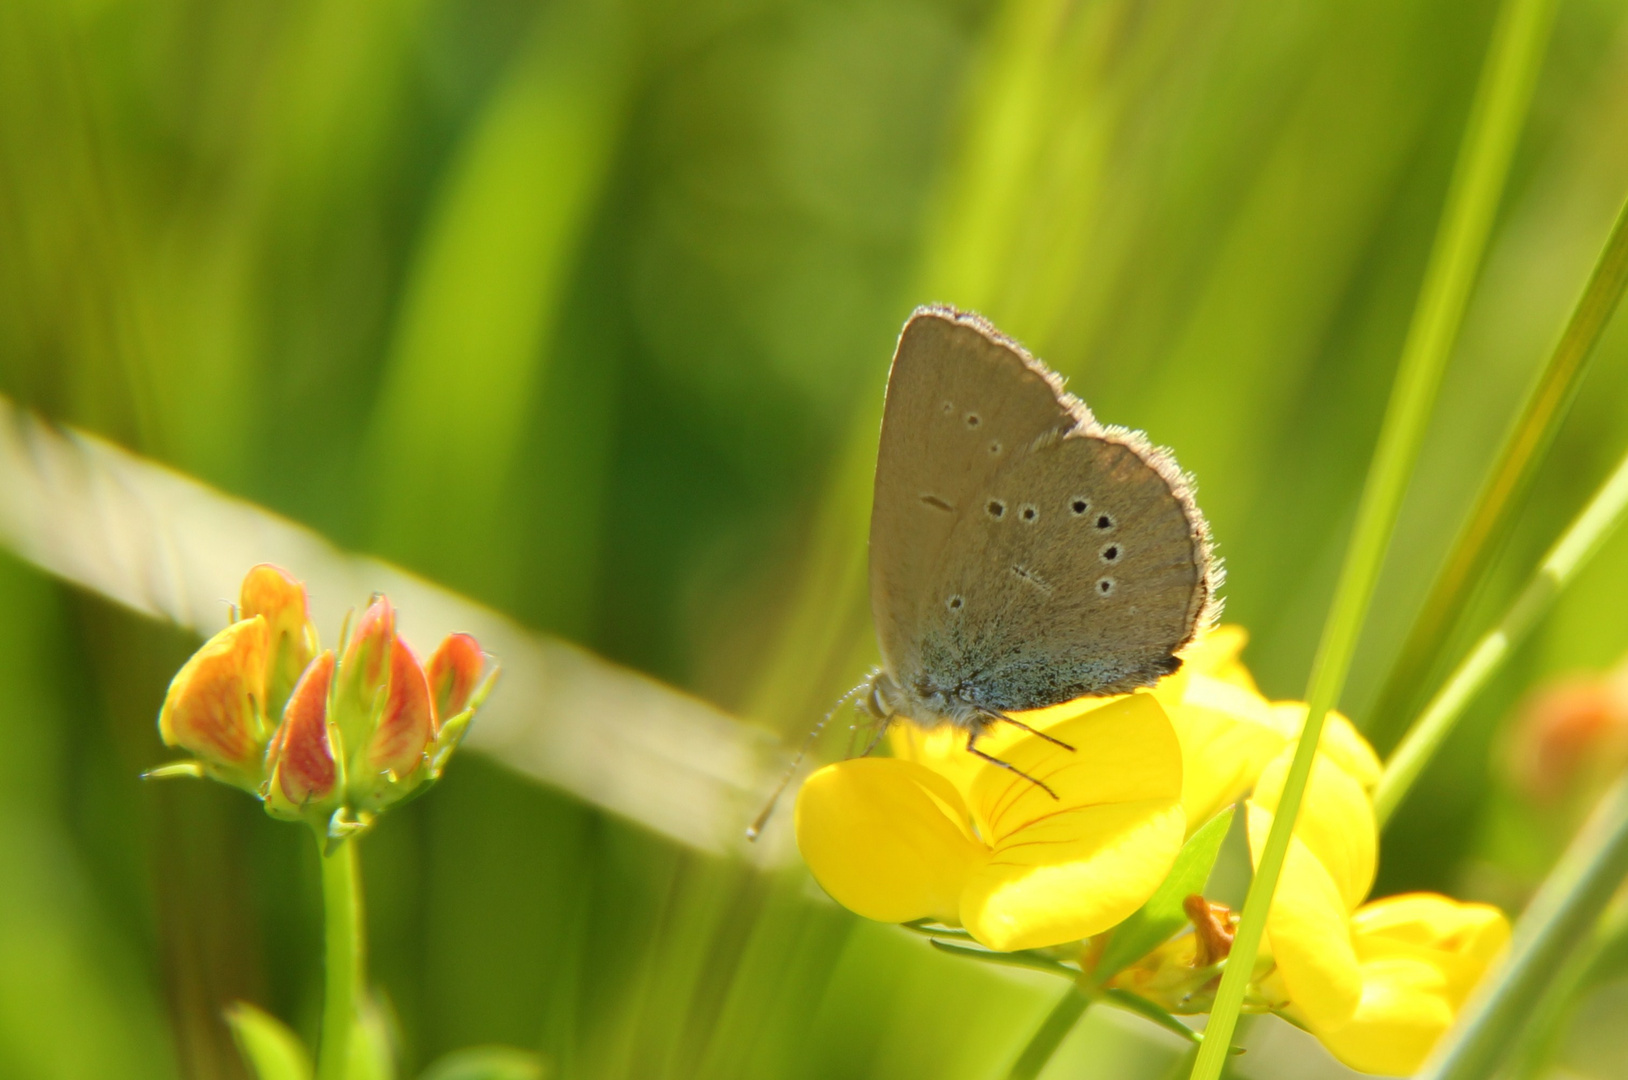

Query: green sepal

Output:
[142, 760, 206, 781]
[418, 1046, 546, 1080]
[324, 807, 375, 855]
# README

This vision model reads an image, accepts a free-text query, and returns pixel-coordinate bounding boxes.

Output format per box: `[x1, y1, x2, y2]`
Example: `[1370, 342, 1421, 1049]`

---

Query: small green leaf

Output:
[418, 1046, 547, 1080]
[1092, 807, 1235, 981]
[1099, 989, 1200, 1044]
[347, 996, 397, 1080]
[926, 939, 1078, 978]
[225, 1002, 312, 1080]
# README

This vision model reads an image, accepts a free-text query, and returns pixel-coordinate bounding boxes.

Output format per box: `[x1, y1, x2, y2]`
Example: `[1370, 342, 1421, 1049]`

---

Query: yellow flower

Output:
[1246, 745, 1509, 1075]
[1316, 895, 1510, 1075]
[797, 694, 1185, 951]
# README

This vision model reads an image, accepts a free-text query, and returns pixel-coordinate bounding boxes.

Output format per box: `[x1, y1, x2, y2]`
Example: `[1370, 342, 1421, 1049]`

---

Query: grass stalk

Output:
[1369, 191, 1628, 749]
[1374, 445, 1628, 824]
[1186, 0, 1556, 1074]
[1505, 898, 1628, 1079]
[315, 838, 363, 1080]
[1416, 773, 1628, 1079]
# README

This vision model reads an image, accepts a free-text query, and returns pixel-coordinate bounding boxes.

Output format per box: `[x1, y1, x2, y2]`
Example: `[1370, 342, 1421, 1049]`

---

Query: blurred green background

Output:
[4, 0, 1628, 1077]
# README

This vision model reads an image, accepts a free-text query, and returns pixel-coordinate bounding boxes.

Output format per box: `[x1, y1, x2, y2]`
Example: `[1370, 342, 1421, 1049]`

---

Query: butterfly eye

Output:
[965, 413, 981, 428]
[1100, 544, 1120, 563]
[989, 441, 1002, 456]
[1020, 505, 1038, 522]
[1070, 497, 1090, 515]
[1097, 577, 1116, 596]
[986, 500, 1006, 519]
[1096, 513, 1115, 530]
[947, 595, 964, 611]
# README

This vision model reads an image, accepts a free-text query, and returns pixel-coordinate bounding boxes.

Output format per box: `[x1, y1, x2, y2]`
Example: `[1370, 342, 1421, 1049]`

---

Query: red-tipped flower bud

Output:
[266, 651, 338, 816]
[367, 639, 433, 780]
[240, 564, 319, 717]
[157, 617, 270, 788]
[426, 633, 484, 725]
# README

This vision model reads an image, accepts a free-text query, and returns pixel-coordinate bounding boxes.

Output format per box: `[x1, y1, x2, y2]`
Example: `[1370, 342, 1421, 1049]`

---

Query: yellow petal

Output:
[1351, 893, 1510, 1007]
[890, 722, 996, 798]
[1314, 955, 1454, 1076]
[1253, 751, 1376, 911]
[963, 799, 1185, 951]
[960, 694, 1185, 950]
[892, 695, 1122, 796]
[1268, 703, 1383, 790]
[1175, 624, 1259, 693]
[1166, 673, 1284, 826]
[1247, 802, 1363, 1031]
[795, 759, 985, 924]
[1311, 894, 1512, 1073]
[157, 616, 271, 774]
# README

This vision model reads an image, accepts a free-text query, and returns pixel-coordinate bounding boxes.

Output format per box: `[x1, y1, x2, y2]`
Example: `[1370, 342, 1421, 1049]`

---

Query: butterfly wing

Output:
[869, 306, 1215, 716]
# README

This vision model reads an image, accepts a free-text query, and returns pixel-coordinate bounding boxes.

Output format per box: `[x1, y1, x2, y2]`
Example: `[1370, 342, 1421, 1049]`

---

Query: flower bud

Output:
[239, 564, 319, 719]
[265, 651, 339, 820]
[332, 597, 394, 752]
[157, 617, 270, 789]
[426, 633, 484, 724]
[364, 639, 433, 785]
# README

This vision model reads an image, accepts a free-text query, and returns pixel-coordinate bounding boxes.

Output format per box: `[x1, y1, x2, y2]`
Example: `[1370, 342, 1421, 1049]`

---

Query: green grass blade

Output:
[362, 0, 632, 596]
[1368, 191, 1628, 750]
[1187, 0, 1558, 1075]
[1416, 773, 1628, 1080]
[1375, 444, 1628, 824]
[1504, 898, 1628, 1080]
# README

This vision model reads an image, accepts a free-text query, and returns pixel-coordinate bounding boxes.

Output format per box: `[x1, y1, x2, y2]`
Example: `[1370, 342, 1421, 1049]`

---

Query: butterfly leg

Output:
[965, 731, 1060, 800]
[976, 707, 1075, 752]
[854, 715, 891, 759]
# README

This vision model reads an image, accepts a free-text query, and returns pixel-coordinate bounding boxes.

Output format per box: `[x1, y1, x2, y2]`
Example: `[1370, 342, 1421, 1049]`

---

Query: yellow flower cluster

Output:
[794, 627, 1508, 1075]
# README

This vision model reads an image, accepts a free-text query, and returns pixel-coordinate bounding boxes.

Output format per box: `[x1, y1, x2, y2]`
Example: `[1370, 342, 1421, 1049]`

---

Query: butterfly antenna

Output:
[746, 675, 872, 841]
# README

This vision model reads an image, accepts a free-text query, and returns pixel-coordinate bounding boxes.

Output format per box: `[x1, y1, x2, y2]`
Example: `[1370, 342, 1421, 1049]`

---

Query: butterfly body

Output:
[862, 306, 1217, 737]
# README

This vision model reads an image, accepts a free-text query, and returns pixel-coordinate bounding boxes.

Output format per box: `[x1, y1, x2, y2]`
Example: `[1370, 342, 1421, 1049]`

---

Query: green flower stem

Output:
[316, 837, 363, 1080]
[1374, 444, 1628, 824]
[1367, 190, 1628, 749]
[1006, 987, 1091, 1080]
[1186, 0, 1556, 1075]
[1417, 772, 1628, 1079]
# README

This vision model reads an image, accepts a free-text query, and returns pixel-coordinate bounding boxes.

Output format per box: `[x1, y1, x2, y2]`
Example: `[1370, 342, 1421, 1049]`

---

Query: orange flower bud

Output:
[267, 651, 338, 813]
[426, 633, 484, 725]
[367, 639, 433, 780]
[157, 617, 270, 786]
[239, 564, 318, 717]
[1509, 675, 1628, 804]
